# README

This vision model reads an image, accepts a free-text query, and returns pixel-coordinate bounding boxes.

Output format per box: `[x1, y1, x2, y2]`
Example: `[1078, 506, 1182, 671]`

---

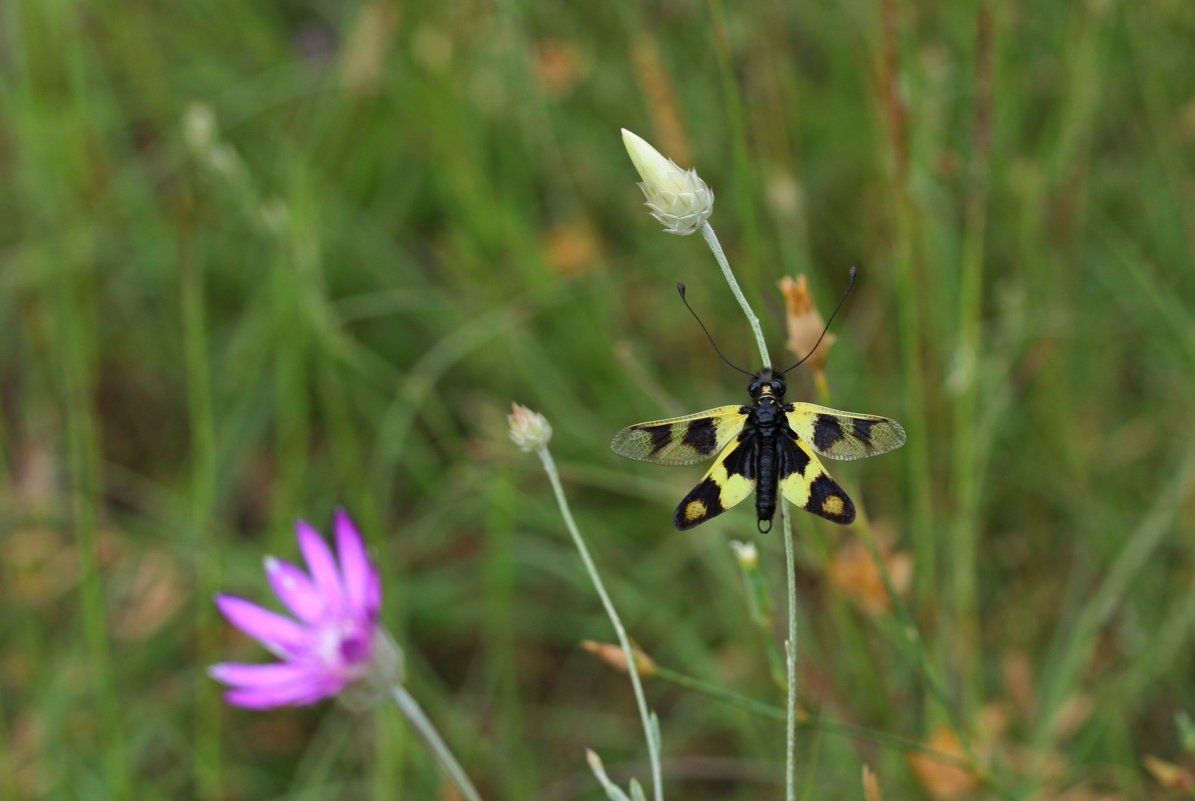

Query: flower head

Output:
[210, 510, 400, 710]
[621, 128, 714, 235]
[508, 402, 552, 452]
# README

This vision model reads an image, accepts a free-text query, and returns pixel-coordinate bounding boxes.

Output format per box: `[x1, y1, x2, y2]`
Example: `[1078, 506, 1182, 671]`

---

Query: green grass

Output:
[3, 0, 1195, 798]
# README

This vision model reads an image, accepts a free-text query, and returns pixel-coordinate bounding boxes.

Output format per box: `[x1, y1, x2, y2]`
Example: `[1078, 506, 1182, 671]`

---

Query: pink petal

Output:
[215, 595, 309, 653]
[265, 557, 325, 623]
[365, 566, 381, 617]
[296, 520, 345, 612]
[334, 509, 376, 616]
[208, 661, 324, 689]
[223, 677, 344, 709]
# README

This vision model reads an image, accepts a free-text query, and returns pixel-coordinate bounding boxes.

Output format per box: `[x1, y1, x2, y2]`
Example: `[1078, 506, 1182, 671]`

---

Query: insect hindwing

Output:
[785, 403, 906, 461]
[778, 435, 856, 524]
[610, 405, 748, 466]
[673, 432, 758, 530]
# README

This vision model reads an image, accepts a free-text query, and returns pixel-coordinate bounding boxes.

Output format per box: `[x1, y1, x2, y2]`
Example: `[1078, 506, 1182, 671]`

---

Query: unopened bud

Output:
[507, 403, 552, 452]
[730, 539, 774, 634]
[729, 539, 758, 569]
[621, 128, 714, 235]
[581, 640, 658, 678]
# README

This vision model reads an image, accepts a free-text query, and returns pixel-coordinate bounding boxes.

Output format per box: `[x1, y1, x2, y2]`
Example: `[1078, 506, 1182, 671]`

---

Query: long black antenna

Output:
[779, 266, 857, 375]
[677, 283, 753, 376]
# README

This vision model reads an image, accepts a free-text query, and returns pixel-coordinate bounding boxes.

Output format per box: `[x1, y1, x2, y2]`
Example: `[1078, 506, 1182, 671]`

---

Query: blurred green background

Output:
[3, 0, 1195, 798]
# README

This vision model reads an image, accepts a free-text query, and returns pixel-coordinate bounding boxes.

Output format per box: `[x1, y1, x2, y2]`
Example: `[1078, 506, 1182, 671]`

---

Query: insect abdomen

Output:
[755, 432, 778, 532]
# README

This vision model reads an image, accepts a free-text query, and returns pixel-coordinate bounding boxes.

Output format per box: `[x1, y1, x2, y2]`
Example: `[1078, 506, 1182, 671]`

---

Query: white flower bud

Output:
[621, 128, 714, 236]
[183, 102, 218, 154]
[729, 540, 759, 569]
[508, 403, 552, 452]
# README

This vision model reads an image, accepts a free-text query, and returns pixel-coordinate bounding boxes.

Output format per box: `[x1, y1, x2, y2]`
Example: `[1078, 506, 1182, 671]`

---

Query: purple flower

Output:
[210, 510, 399, 710]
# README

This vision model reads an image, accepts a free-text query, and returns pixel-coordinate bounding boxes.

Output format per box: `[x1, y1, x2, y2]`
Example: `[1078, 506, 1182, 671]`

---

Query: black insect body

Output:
[612, 368, 905, 533]
[611, 276, 906, 532]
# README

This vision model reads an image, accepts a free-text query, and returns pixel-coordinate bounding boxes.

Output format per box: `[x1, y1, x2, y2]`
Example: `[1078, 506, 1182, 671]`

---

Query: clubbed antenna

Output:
[677, 283, 754, 376]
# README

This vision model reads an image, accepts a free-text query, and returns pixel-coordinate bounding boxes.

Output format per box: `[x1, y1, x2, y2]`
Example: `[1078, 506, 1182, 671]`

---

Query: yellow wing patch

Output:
[785, 403, 906, 461]
[778, 437, 856, 524]
[672, 435, 757, 530]
[610, 405, 748, 466]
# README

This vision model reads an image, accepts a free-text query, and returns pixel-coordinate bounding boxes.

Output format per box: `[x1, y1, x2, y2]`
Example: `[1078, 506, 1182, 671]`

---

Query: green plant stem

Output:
[58, 261, 130, 800]
[950, 3, 997, 719]
[536, 446, 663, 801]
[698, 219, 793, 796]
[390, 685, 485, 801]
[877, 0, 936, 620]
[700, 222, 771, 369]
[781, 502, 797, 801]
[180, 204, 221, 800]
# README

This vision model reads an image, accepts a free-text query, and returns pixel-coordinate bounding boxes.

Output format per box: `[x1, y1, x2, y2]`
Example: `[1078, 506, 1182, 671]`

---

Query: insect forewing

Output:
[786, 403, 906, 461]
[610, 405, 748, 466]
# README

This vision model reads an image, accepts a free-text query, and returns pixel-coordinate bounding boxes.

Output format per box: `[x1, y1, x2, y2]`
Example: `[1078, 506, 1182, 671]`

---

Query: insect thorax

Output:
[747, 369, 787, 431]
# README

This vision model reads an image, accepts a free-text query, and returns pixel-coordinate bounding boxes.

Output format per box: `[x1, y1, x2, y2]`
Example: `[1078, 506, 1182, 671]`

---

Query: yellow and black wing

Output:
[610, 405, 749, 466]
[673, 433, 758, 530]
[785, 403, 906, 461]
[778, 435, 856, 524]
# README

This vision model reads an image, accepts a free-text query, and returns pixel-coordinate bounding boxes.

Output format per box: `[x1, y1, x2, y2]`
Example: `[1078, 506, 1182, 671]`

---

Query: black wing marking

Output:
[673, 431, 759, 530]
[785, 403, 906, 461]
[611, 405, 748, 466]
[778, 434, 855, 524]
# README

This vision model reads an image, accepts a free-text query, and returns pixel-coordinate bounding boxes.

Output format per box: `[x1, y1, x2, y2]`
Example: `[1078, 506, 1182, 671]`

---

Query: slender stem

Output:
[181, 209, 222, 800]
[700, 222, 771, 369]
[58, 258, 130, 799]
[950, 3, 996, 719]
[390, 686, 484, 801]
[537, 447, 664, 801]
[698, 219, 793, 796]
[781, 502, 797, 801]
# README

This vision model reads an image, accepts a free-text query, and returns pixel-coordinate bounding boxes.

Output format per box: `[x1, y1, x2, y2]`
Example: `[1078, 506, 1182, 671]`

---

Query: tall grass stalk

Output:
[949, 3, 997, 717]
[0, 679, 16, 801]
[535, 444, 664, 801]
[180, 226, 221, 796]
[57, 262, 130, 798]
[876, 0, 936, 615]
